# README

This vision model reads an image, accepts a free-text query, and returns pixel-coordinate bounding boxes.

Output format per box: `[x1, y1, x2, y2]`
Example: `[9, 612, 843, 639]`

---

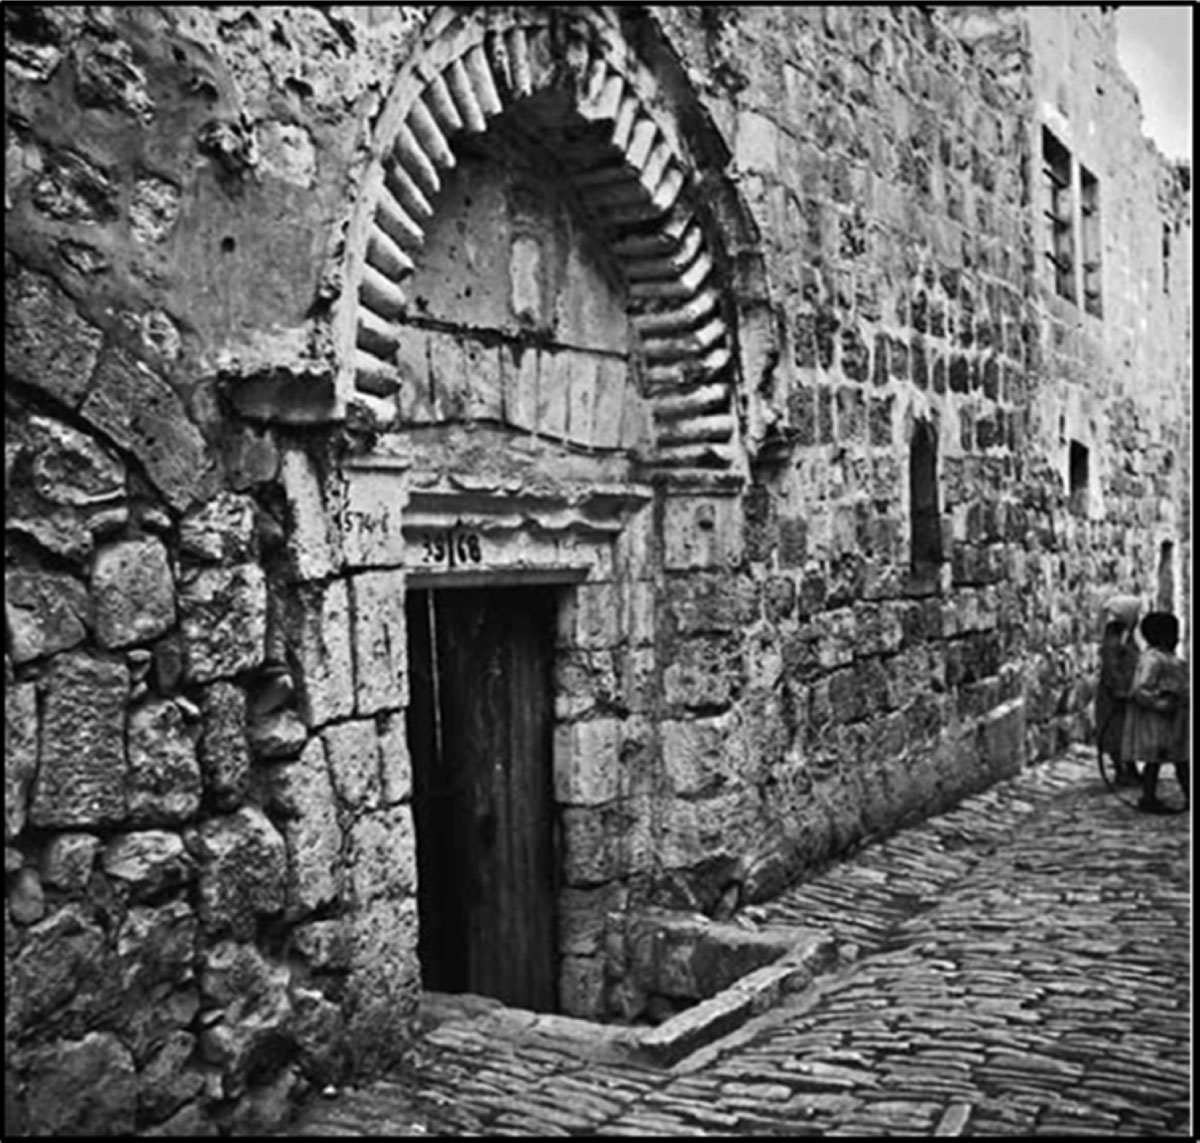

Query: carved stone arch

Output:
[335, 3, 756, 477]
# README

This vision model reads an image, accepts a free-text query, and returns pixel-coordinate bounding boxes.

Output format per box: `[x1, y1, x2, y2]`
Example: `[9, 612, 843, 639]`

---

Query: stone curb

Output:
[418, 926, 842, 1070]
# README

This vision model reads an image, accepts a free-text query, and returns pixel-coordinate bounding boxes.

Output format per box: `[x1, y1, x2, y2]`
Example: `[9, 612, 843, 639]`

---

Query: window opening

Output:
[910, 420, 943, 572]
[1079, 166, 1102, 317]
[1157, 540, 1175, 612]
[1162, 221, 1171, 295]
[1042, 128, 1075, 303]
[1068, 441, 1089, 517]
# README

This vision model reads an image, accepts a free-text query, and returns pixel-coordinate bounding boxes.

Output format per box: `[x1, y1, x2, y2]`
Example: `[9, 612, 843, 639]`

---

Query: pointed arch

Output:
[335, 4, 751, 475]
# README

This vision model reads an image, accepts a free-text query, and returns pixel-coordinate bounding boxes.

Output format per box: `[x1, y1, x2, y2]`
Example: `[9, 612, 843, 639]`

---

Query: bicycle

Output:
[1097, 705, 1189, 814]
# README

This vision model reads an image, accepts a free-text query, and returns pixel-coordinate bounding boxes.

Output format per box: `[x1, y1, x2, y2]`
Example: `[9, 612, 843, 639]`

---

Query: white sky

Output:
[1115, 5, 1193, 162]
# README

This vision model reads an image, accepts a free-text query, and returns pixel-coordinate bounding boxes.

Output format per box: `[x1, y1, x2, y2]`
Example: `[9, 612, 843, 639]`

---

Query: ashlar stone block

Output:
[278, 737, 343, 916]
[350, 569, 408, 715]
[288, 579, 355, 728]
[661, 712, 742, 796]
[92, 539, 175, 650]
[180, 563, 267, 683]
[345, 805, 416, 908]
[31, 653, 128, 829]
[376, 711, 412, 805]
[554, 719, 621, 806]
[280, 447, 342, 581]
[322, 718, 381, 810]
[128, 700, 202, 825]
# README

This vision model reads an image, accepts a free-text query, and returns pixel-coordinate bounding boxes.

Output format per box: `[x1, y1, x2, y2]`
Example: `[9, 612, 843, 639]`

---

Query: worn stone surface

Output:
[179, 563, 267, 683]
[6, 568, 91, 663]
[25, 1032, 138, 1137]
[5, 679, 39, 840]
[39, 832, 101, 893]
[193, 807, 287, 938]
[4, 266, 103, 407]
[128, 699, 202, 825]
[180, 492, 258, 563]
[30, 653, 128, 828]
[80, 347, 213, 512]
[92, 538, 176, 649]
[199, 681, 251, 808]
[271, 737, 343, 916]
[103, 829, 194, 899]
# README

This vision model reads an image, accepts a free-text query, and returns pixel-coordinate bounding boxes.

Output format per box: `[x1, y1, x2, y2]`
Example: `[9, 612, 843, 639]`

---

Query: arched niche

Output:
[334, 3, 759, 479]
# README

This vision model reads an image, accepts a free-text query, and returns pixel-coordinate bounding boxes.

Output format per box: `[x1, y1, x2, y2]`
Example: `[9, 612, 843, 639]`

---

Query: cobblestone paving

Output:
[288, 748, 1191, 1137]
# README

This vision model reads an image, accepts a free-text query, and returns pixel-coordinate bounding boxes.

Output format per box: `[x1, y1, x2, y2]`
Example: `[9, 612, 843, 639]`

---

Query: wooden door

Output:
[406, 586, 558, 1011]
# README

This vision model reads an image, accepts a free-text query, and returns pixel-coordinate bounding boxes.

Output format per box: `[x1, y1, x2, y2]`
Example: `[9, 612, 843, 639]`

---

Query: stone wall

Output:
[4, 4, 1190, 1135]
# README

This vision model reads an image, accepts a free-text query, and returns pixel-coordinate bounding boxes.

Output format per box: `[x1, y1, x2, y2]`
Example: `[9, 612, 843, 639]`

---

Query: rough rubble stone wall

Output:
[4, 3, 1191, 1134]
[5, 6, 433, 1136]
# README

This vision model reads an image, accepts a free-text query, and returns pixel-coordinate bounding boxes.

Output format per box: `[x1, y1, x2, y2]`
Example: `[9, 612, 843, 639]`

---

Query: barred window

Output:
[1080, 166, 1102, 317]
[1042, 128, 1075, 303]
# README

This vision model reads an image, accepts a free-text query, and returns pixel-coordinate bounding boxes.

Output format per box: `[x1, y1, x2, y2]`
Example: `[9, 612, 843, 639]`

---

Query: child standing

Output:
[1096, 595, 1141, 786]
[1122, 611, 1190, 813]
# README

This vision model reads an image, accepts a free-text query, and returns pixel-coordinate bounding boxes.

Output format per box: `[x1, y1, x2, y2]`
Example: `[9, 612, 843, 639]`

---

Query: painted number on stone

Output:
[421, 526, 483, 569]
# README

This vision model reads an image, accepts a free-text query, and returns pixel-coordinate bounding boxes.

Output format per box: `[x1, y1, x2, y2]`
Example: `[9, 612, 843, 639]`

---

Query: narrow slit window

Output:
[1080, 166, 1102, 317]
[910, 421, 943, 571]
[1042, 128, 1075, 303]
[1068, 441, 1089, 517]
[1162, 222, 1171, 295]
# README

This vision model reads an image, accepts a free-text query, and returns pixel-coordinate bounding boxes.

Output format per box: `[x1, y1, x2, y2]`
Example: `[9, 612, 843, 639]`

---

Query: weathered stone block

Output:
[180, 563, 267, 683]
[199, 681, 251, 809]
[276, 738, 342, 916]
[572, 581, 621, 649]
[139, 1031, 204, 1125]
[339, 464, 409, 568]
[199, 943, 291, 1096]
[5, 266, 103, 407]
[350, 569, 408, 715]
[21, 413, 126, 506]
[559, 955, 605, 1020]
[663, 635, 742, 711]
[377, 711, 412, 805]
[6, 568, 90, 663]
[103, 830, 193, 900]
[280, 446, 343, 580]
[31, 653, 128, 829]
[661, 713, 742, 796]
[291, 919, 352, 971]
[25, 1033, 137, 1137]
[40, 832, 100, 892]
[180, 492, 257, 563]
[81, 347, 212, 511]
[194, 807, 287, 938]
[10, 865, 46, 924]
[345, 898, 421, 1063]
[91, 538, 175, 650]
[346, 806, 416, 907]
[557, 884, 624, 957]
[287, 579, 355, 727]
[665, 573, 758, 635]
[323, 718, 381, 810]
[663, 496, 744, 570]
[5, 679, 38, 840]
[554, 719, 620, 806]
[128, 700, 202, 825]
[247, 708, 309, 761]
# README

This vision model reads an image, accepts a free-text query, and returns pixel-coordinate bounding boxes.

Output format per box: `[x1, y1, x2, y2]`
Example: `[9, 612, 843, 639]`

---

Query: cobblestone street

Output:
[288, 747, 1192, 1137]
